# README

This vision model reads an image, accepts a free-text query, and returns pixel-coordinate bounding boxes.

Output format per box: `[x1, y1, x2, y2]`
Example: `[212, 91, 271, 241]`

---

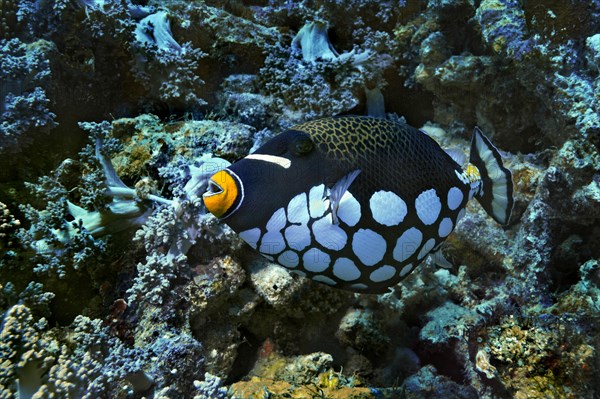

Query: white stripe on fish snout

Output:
[245, 154, 292, 168]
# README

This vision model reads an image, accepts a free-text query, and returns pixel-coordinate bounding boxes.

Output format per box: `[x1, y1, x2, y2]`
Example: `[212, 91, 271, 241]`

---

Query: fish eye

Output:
[291, 135, 314, 156]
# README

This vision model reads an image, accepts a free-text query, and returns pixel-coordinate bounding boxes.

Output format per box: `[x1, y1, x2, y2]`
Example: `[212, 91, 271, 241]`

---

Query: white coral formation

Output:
[0, 305, 151, 398]
[0, 305, 55, 398]
[135, 11, 183, 53]
[0, 202, 20, 245]
[291, 21, 372, 65]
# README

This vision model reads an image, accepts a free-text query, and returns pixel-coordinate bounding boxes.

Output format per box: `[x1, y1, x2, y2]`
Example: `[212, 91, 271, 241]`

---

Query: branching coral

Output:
[0, 304, 152, 398]
[17, 174, 108, 278]
[66, 117, 242, 307]
[193, 373, 227, 399]
[124, 152, 234, 306]
[0, 38, 55, 153]
[0, 304, 55, 397]
[132, 10, 207, 110]
[0, 202, 20, 249]
[259, 41, 361, 125]
[483, 313, 596, 398]
[257, 19, 390, 125]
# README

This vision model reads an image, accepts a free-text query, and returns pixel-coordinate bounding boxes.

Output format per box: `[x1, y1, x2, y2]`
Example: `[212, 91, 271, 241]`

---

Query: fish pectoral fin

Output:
[328, 169, 361, 225]
[429, 248, 453, 269]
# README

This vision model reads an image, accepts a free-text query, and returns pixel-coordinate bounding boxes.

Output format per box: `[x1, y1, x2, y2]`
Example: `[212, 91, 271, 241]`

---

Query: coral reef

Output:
[0, 38, 56, 154]
[1, 0, 599, 398]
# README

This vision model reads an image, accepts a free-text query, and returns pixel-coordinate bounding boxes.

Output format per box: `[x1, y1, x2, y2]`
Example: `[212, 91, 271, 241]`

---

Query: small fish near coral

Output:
[203, 116, 513, 293]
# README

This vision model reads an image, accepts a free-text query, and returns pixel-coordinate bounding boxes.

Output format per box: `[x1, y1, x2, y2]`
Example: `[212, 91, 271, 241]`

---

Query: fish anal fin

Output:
[430, 248, 453, 269]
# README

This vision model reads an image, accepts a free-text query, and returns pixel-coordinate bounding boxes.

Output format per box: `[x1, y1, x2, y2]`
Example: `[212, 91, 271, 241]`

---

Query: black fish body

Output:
[203, 116, 513, 294]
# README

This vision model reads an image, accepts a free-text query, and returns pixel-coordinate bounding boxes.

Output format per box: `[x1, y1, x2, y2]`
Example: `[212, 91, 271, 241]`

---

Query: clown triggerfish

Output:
[202, 116, 513, 294]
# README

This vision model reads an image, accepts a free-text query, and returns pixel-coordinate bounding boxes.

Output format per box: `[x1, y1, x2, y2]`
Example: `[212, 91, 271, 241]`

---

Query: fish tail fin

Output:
[468, 127, 514, 225]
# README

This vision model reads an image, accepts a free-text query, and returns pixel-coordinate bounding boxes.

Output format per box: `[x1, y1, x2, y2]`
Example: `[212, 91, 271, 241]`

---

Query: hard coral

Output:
[485, 314, 596, 398]
[0, 304, 153, 398]
[476, 0, 534, 60]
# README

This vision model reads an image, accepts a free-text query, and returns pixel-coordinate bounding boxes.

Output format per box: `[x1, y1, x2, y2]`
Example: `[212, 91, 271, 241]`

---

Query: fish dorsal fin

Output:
[329, 169, 361, 225]
[445, 148, 466, 167]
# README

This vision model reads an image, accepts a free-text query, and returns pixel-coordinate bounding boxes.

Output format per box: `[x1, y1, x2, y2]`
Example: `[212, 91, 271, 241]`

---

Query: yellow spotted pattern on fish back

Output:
[292, 116, 402, 163]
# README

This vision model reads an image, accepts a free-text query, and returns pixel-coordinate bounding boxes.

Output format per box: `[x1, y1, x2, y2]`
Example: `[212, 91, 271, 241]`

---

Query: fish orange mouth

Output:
[202, 170, 239, 218]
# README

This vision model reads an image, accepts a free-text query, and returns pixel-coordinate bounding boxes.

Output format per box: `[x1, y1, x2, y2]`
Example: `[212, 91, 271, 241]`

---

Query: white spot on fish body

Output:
[266, 207, 286, 232]
[278, 250, 299, 268]
[260, 231, 285, 255]
[312, 275, 337, 286]
[415, 189, 442, 225]
[291, 270, 306, 277]
[337, 191, 361, 227]
[393, 227, 422, 262]
[438, 218, 453, 237]
[239, 228, 261, 249]
[399, 263, 414, 277]
[417, 238, 436, 260]
[352, 229, 387, 266]
[302, 248, 331, 272]
[332, 257, 361, 281]
[370, 190, 407, 226]
[312, 213, 347, 250]
[284, 224, 311, 251]
[309, 185, 329, 218]
[370, 265, 396, 282]
[287, 192, 309, 224]
[447, 187, 463, 211]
